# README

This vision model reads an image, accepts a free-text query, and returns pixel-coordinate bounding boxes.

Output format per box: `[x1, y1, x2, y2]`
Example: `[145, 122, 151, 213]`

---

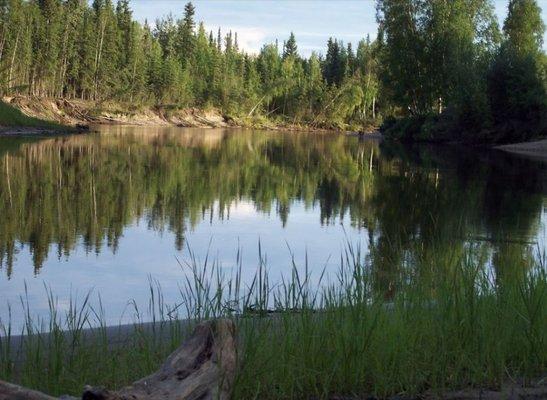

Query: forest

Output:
[0, 0, 545, 142]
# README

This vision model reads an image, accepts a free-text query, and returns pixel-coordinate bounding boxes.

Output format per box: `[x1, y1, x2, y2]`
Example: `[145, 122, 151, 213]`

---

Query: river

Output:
[0, 126, 545, 328]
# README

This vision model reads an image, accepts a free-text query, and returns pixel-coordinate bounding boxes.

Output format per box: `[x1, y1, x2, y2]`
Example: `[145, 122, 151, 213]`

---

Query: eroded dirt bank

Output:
[2, 96, 233, 129]
[1, 96, 383, 135]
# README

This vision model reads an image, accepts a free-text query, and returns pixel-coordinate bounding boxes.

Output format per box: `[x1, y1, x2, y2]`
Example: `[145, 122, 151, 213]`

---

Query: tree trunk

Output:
[8, 28, 20, 91]
[85, 319, 236, 400]
[248, 95, 266, 117]
[93, 20, 106, 101]
[0, 27, 6, 61]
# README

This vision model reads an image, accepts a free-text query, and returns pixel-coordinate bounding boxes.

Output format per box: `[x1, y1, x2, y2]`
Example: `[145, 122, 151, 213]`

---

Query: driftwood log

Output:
[0, 380, 58, 400]
[0, 319, 237, 400]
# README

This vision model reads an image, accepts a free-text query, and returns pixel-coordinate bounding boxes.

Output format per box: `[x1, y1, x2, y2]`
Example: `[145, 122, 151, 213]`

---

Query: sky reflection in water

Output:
[0, 127, 545, 327]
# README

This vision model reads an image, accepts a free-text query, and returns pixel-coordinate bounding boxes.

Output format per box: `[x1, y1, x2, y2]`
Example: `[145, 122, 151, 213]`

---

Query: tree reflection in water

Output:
[0, 127, 544, 297]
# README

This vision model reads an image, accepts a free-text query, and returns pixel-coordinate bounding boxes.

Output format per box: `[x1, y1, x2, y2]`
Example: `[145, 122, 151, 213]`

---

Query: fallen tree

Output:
[0, 319, 236, 400]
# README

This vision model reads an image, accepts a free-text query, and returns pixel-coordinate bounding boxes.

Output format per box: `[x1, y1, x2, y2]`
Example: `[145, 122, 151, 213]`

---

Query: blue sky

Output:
[128, 0, 547, 56]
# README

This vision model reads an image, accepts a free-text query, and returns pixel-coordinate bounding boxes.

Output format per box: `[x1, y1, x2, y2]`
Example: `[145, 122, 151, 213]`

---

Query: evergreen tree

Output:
[176, 1, 195, 66]
[283, 32, 297, 59]
[1, 0, 541, 141]
[116, 0, 136, 97]
[346, 42, 355, 75]
[155, 13, 176, 59]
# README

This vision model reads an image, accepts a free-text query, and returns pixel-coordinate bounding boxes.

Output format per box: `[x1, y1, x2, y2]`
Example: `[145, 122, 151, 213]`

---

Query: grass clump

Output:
[0, 243, 545, 399]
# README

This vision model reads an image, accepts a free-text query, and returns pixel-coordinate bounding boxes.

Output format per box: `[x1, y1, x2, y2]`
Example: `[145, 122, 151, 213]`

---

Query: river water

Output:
[0, 126, 545, 328]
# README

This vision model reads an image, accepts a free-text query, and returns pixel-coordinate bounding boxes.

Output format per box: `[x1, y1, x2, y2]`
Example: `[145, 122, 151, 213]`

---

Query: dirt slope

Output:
[3, 96, 231, 128]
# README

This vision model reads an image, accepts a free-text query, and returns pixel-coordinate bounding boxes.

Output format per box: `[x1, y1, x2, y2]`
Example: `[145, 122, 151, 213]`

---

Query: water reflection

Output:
[0, 127, 545, 295]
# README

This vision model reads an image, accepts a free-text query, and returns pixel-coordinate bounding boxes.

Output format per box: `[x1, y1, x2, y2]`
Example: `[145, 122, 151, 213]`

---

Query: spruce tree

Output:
[283, 32, 297, 59]
[177, 1, 195, 66]
[324, 38, 345, 86]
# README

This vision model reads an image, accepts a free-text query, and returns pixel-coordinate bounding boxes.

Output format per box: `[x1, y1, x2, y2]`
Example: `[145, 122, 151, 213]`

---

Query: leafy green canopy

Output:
[377, 0, 546, 143]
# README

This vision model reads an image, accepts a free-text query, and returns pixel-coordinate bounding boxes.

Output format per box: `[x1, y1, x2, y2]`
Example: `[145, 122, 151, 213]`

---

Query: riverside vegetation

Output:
[0, 0, 546, 398]
[0, 0, 383, 131]
[0, 129, 546, 398]
[0, 242, 545, 399]
[0, 0, 545, 140]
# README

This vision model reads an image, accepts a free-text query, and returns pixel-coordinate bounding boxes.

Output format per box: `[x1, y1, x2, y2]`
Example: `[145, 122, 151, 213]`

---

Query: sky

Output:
[128, 0, 547, 57]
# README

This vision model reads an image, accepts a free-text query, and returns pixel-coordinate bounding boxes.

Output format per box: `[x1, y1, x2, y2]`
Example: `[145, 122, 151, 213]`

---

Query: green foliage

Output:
[504, 0, 545, 55]
[377, 0, 500, 116]
[486, 46, 547, 142]
[0, 1, 383, 129]
[3, 0, 543, 139]
[482, 0, 547, 142]
[379, 0, 546, 143]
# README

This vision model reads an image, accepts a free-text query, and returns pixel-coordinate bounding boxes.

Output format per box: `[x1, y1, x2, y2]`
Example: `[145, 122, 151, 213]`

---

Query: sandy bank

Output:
[496, 138, 547, 161]
[3, 96, 233, 129]
[2, 96, 375, 134]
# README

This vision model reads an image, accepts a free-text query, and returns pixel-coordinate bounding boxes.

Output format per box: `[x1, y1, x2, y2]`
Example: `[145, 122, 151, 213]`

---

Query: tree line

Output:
[0, 0, 381, 129]
[0, 0, 545, 141]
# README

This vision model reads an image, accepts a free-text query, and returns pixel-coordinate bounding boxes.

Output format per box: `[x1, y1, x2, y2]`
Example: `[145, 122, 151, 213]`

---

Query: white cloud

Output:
[205, 25, 268, 55]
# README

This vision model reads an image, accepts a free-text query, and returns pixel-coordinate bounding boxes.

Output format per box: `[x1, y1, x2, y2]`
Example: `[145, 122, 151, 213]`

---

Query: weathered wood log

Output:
[82, 319, 237, 400]
[0, 319, 237, 400]
[0, 380, 58, 400]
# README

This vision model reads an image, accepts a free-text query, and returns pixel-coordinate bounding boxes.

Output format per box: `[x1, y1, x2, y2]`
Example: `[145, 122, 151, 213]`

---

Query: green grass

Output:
[0, 101, 63, 129]
[0, 242, 545, 399]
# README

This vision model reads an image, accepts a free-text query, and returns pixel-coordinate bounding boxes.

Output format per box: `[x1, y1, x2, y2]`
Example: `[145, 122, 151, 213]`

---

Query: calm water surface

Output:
[0, 127, 545, 327]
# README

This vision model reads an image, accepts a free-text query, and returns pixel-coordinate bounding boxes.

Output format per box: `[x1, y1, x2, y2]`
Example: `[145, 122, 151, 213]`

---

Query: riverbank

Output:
[3, 95, 232, 129]
[380, 113, 547, 147]
[3, 317, 547, 400]
[496, 138, 547, 161]
[1, 243, 545, 399]
[1, 96, 378, 135]
[0, 99, 78, 136]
